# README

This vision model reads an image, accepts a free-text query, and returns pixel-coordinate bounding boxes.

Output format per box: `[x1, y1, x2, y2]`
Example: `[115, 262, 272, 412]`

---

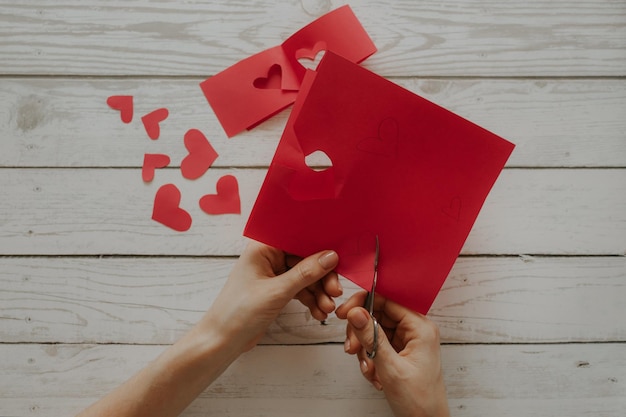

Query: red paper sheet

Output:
[200, 5, 376, 137]
[245, 52, 515, 314]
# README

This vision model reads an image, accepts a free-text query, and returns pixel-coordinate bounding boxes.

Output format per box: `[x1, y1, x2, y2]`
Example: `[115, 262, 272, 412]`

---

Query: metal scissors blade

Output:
[364, 235, 379, 316]
[364, 235, 380, 359]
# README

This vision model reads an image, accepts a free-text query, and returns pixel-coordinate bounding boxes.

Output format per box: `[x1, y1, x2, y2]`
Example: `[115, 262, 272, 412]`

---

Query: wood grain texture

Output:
[0, 168, 624, 256]
[2, 78, 625, 168]
[1, 343, 624, 416]
[1, 0, 625, 415]
[0, 1, 624, 77]
[0, 256, 624, 344]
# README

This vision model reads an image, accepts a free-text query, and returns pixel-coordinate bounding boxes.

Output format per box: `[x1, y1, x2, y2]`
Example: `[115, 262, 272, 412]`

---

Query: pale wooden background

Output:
[1, 1, 625, 416]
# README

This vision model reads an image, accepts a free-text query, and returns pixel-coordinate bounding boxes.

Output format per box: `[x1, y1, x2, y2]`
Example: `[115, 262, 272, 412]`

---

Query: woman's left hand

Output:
[203, 241, 341, 353]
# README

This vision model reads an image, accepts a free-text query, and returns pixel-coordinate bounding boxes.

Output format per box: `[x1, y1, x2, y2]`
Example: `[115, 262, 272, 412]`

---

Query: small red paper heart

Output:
[141, 108, 169, 140]
[357, 117, 399, 157]
[106, 95, 133, 123]
[142, 153, 171, 182]
[199, 175, 241, 215]
[152, 184, 192, 232]
[181, 129, 219, 180]
[253, 64, 283, 90]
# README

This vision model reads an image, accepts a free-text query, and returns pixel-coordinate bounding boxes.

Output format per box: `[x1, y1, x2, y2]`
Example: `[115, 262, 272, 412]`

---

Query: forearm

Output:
[77, 316, 241, 417]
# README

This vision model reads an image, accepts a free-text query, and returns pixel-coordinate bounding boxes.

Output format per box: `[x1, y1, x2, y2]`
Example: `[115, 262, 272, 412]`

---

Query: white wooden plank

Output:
[0, 1, 624, 77]
[2, 78, 625, 168]
[0, 257, 624, 345]
[0, 168, 624, 256]
[1, 343, 624, 416]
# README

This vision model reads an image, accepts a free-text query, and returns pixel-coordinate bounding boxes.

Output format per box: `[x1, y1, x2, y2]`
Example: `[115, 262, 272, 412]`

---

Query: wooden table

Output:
[1, 1, 625, 415]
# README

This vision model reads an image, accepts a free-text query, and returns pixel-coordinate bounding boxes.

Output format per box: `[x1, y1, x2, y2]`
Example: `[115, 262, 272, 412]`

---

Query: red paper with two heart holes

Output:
[245, 52, 515, 314]
[200, 5, 376, 137]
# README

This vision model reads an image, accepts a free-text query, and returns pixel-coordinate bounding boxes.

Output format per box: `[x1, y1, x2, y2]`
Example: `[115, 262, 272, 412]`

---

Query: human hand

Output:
[336, 292, 450, 417]
[202, 241, 341, 353]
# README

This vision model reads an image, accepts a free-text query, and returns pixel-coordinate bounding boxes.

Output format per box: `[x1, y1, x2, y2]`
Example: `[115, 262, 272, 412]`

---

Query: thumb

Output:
[280, 250, 338, 297]
[347, 307, 395, 362]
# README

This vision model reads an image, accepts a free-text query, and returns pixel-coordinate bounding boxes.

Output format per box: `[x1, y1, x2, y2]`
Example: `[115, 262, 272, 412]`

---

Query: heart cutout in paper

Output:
[304, 149, 333, 171]
[181, 129, 219, 180]
[285, 149, 336, 201]
[296, 42, 327, 71]
[152, 184, 192, 232]
[106, 95, 133, 123]
[253, 64, 283, 90]
[199, 175, 241, 215]
[142, 153, 171, 182]
[141, 108, 169, 140]
[357, 117, 399, 157]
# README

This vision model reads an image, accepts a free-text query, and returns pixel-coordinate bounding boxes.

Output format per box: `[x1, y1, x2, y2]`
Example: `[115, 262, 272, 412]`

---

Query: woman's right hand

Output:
[336, 292, 450, 417]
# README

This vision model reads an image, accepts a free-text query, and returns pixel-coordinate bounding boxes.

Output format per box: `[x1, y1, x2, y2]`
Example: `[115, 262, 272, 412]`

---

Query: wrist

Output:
[155, 315, 242, 391]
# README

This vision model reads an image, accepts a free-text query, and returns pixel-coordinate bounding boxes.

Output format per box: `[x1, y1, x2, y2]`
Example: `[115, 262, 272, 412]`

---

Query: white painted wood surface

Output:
[2, 344, 625, 416]
[0, 1, 625, 416]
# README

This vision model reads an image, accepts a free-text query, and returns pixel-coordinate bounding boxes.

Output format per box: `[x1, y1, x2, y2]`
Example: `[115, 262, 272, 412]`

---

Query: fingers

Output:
[347, 307, 394, 362]
[322, 272, 343, 297]
[294, 288, 329, 321]
[335, 291, 368, 319]
[279, 250, 338, 298]
[347, 307, 388, 391]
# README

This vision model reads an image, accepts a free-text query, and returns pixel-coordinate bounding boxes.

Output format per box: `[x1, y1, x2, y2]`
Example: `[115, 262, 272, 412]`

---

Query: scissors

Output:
[364, 235, 380, 359]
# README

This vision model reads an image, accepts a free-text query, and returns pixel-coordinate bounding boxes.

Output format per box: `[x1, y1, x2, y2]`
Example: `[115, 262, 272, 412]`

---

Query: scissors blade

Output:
[364, 235, 379, 315]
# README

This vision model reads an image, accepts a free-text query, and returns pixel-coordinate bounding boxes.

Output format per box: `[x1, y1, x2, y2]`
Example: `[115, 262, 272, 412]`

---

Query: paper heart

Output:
[180, 129, 219, 180]
[152, 184, 192, 232]
[141, 108, 169, 140]
[142, 153, 171, 182]
[106, 95, 133, 123]
[253, 64, 283, 90]
[296, 43, 327, 71]
[357, 117, 399, 157]
[442, 196, 462, 222]
[199, 175, 241, 215]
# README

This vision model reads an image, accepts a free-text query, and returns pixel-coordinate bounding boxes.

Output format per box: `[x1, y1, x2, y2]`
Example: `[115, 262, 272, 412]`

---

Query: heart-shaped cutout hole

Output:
[304, 150, 333, 172]
[253, 64, 283, 89]
[297, 49, 326, 71]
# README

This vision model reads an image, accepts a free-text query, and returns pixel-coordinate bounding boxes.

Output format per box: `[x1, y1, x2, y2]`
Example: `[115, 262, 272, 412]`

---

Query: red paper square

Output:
[245, 52, 515, 314]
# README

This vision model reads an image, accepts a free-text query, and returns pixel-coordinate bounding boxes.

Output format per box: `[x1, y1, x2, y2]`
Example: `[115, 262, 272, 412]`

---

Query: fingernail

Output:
[336, 280, 343, 293]
[318, 251, 338, 269]
[373, 381, 383, 391]
[360, 360, 368, 374]
[344, 338, 351, 352]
